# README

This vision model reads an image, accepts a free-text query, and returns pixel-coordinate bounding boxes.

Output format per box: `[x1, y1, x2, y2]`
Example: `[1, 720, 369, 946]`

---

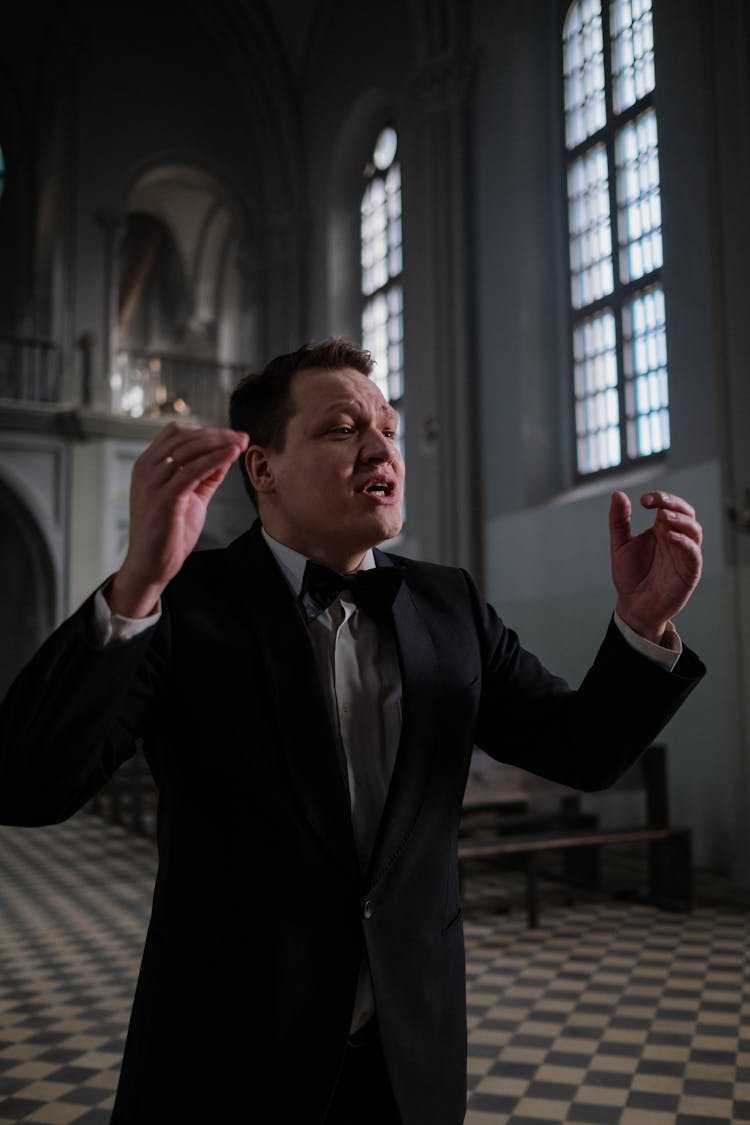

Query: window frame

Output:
[562, 0, 669, 482]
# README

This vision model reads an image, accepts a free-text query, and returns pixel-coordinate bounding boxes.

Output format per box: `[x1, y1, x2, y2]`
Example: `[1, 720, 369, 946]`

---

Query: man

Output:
[0, 338, 704, 1124]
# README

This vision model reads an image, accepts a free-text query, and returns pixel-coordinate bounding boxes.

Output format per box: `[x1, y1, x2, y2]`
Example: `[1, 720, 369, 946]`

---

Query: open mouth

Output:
[363, 481, 393, 496]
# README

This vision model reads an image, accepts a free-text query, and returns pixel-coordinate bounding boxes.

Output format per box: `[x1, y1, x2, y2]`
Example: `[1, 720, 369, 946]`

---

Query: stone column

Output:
[402, 46, 480, 575]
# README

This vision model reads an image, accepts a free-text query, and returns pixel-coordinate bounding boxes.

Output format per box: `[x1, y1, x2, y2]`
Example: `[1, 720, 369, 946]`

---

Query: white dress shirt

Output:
[260, 530, 402, 1032]
[260, 531, 402, 870]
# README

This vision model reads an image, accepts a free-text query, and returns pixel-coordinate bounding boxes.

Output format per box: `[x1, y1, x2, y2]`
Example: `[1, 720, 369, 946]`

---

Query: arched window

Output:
[360, 126, 404, 461]
[563, 0, 669, 476]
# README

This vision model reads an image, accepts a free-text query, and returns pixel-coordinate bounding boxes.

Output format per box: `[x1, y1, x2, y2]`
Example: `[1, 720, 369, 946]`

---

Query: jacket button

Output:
[362, 899, 374, 919]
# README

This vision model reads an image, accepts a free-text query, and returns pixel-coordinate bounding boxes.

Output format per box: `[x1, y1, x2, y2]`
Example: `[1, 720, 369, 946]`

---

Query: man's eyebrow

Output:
[319, 399, 398, 423]
[318, 399, 361, 415]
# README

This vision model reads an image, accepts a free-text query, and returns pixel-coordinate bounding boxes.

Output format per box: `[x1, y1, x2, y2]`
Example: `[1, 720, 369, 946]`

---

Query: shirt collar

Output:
[261, 527, 376, 598]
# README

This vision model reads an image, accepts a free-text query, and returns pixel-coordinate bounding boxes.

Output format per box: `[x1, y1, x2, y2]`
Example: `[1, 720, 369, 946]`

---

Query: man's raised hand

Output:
[107, 421, 249, 618]
[609, 490, 703, 644]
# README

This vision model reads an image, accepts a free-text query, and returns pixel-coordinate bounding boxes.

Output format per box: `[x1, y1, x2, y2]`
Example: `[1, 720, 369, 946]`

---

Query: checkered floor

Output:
[0, 818, 156, 1124]
[1, 818, 749, 1124]
[463, 859, 750, 1125]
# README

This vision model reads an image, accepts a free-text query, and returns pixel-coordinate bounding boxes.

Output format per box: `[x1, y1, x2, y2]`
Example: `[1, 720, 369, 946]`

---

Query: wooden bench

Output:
[458, 743, 692, 927]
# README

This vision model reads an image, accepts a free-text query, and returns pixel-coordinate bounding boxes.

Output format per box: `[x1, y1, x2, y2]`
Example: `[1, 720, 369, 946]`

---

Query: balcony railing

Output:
[111, 349, 248, 423]
[0, 337, 249, 424]
[0, 335, 62, 403]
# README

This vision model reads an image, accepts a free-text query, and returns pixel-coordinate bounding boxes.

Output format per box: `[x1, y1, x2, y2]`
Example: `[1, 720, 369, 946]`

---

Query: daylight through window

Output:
[360, 126, 404, 464]
[563, 0, 669, 476]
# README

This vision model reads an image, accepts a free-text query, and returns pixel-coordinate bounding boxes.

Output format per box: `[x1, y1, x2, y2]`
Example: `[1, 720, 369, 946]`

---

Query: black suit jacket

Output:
[0, 521, 705, 1124]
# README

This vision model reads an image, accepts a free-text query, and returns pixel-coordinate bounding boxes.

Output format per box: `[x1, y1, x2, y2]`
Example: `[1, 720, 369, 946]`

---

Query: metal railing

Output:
[111, 349, 248, 422]
[0, 335, 62, 403]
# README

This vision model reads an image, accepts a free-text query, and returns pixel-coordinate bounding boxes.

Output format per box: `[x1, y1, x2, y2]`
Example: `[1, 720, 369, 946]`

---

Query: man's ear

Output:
[245, 446, 275, 494]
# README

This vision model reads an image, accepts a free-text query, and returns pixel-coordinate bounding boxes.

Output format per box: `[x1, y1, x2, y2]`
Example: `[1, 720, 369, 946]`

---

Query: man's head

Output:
[229, 338, 405, 570]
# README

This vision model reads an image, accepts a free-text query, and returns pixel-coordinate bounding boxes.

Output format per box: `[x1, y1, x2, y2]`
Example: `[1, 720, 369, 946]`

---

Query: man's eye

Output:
[383, 429, 397, 439]
[332, 426, 355, 435]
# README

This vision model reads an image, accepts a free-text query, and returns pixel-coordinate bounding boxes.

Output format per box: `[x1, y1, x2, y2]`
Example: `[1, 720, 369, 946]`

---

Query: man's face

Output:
[250, 366, 405, 570]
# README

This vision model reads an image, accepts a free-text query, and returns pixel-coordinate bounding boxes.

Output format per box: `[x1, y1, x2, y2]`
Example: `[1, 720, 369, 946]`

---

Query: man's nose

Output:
[362, 427, 393, 461]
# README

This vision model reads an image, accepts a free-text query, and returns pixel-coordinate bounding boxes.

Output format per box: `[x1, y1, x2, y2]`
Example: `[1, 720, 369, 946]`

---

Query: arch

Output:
[123, 163, 248, 358]
[0, 477, 55, 699]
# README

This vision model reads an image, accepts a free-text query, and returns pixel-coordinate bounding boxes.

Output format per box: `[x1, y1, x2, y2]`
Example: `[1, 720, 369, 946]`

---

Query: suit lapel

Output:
[365, 551, 441, 887]
[225, 523, 359, 878]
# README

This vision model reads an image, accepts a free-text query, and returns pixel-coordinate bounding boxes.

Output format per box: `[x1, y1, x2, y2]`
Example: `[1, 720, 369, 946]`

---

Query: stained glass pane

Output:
[373, 127, 398, 171]
[610, 0, 655, 114]
[362, 284, 405, 460]
[362, 126, 405, 494]
[573, 310, 621, 473]
[567, 144, 614, 309]
[622, 286, 669, 458]
[361, 139, 402, 298]
[360, 179, 388, 298]
[563, 0, 606, 149]
[615, 109, 662, 283]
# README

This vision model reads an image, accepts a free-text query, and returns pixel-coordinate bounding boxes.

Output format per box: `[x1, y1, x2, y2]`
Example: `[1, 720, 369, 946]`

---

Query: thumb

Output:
[609, 490, 632, 551]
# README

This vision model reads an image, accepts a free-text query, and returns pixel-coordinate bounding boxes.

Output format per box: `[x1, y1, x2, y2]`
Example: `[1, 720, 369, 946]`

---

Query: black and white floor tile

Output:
[1, 816, 749, 1124]
[0, 819, 155, 1124]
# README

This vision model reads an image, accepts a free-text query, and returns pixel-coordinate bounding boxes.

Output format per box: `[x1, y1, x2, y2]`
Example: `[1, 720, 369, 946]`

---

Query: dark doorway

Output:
[0, 481, 54, 699]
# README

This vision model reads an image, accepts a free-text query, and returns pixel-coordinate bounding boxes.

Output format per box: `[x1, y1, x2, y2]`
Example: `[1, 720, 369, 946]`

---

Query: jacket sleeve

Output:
[0, 595, 168, 826]
[467, 570, 706, 791]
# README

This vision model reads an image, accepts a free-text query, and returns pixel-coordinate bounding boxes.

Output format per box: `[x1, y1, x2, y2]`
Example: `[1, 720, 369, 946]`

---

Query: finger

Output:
[163, 427, 248, 465]
[641, 491, 696, 520]
[655, 509, 703, 546]
[162, 445, 245, 491]
[147, 419, 202, 460]
[609, 490, 632, 550]
[156, 432, 248, 482]
[193, 461, 237, 502]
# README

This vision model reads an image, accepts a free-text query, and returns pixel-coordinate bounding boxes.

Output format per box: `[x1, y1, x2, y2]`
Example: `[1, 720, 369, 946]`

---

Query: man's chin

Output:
[371, 513, 403, 544]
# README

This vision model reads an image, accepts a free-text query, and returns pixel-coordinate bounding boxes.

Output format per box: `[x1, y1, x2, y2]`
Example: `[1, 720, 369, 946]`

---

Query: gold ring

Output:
[164, 454, 181, 468]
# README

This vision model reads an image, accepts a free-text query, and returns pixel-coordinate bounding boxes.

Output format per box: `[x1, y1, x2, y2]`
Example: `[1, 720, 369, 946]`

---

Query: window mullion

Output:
[602, 1, 629, 468]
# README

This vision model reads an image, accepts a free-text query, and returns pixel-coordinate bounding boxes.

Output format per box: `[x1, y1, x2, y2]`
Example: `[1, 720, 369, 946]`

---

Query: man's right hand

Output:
[106, 420, 249, 618]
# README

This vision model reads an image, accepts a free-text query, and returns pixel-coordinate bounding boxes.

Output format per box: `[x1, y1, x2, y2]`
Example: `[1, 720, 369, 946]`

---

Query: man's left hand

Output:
[610, 490, 703, 644]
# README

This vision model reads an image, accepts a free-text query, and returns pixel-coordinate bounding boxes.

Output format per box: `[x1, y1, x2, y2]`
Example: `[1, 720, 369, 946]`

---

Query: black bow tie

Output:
[299, 560, 403, 625]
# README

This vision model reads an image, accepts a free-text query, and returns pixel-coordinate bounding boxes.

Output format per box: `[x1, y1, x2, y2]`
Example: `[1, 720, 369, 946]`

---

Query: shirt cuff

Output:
[613, 611, 682, 672]
[92, 583, 162, 646]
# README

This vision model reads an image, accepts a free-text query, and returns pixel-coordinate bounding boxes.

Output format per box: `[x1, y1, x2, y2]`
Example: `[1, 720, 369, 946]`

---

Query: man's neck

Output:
[258, 520, 374, 574]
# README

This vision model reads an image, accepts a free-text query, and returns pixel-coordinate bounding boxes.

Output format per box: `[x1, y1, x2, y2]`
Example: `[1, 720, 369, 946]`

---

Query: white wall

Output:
[468, 0, 746, 874]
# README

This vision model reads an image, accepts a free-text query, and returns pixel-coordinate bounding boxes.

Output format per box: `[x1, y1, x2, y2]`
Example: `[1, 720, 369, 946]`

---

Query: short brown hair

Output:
[229, 338, 373, 508]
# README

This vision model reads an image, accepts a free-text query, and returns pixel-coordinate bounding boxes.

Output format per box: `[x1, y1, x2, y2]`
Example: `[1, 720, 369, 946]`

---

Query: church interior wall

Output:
[0, 0, 747, 878]
[468, 0, 747, 875]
